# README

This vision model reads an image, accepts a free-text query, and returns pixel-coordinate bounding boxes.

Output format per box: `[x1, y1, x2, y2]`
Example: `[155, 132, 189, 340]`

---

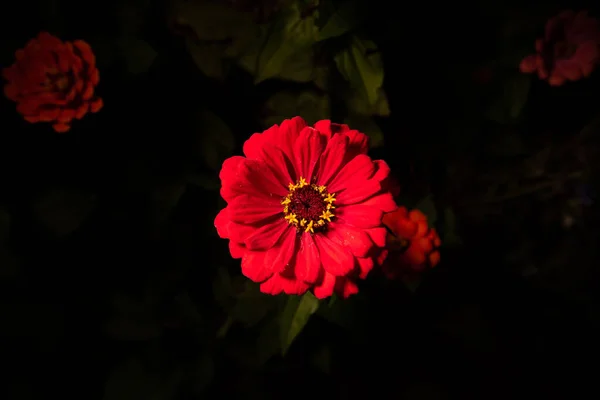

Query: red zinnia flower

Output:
[519, 10, 600, 86]
[2, 32, 103, 133]
[381, 207, 441, 280]
[215, 117, 397, 299]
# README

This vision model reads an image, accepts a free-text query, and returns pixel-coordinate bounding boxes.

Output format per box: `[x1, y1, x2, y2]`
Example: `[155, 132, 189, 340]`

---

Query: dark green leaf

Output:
[263, 91, 330, 127]
[485, 73, 531, 124]
[170, 0, 258, 44]
[310, 345, 332, 374]
[150, 183, 186, 225]
[280, 292, 320, 356]
[415, 195, 437, 226]
[346, 87, 390, 116]
[251, 4, 318, 83]
[318, 1, 364, 41]
[32, 190, 96, 238]
[255, 315, 282, 365]
[194, 110, 235, 170]
[190, 355, 214, 395]
[441, 207, 463, 247]
[344, 115, 384, 148]
[0, 206, 10, 243]
[102, 359, 182, 400]
[186, 41, 227, 79]
[230, 281, 277, 326]
[104, 294, 163, 341]
[116, 37, 157, 75]
[334, 36, 384, 107]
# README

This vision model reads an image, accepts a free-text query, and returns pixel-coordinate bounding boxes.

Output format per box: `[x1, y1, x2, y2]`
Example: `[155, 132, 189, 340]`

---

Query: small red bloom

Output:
[215, 117, 397, 299]
[2, 32, 103, 133]
[519, 10, 600, 86]
[381, 207, 441, 280]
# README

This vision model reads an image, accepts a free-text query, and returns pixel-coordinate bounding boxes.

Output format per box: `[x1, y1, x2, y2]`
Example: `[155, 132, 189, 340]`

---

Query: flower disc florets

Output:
[282, 177, 336, 233]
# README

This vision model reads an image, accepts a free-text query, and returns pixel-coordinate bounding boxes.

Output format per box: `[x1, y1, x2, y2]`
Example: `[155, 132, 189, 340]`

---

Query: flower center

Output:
[385, 230, 410, 252]
[553, 40, 577, 59]
[281, 177, 336, 233]
[44, 67, 70, 91]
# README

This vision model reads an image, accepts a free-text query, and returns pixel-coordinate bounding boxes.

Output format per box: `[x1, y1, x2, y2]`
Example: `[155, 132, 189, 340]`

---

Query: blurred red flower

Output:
[520, 10, 600, 86]
[2, 32, 103, 133]
[381, 207, 441, 280]
[215, 117, 396, 299]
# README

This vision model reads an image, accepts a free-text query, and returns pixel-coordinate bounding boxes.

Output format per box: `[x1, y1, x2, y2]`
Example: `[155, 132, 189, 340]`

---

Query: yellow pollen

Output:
[280, 176, 337, 234]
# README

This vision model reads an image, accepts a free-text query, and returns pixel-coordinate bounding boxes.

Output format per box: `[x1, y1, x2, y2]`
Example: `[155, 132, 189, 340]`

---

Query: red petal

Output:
[214, 208, 232, 238]
[219, 157, 288, 202]
[268, 117, 307, 161]
[336, 179, 381, 205]
[362, 192, 397, 213]
[295, 233, 321, 283]
[337, 204, 383, 228]
[328, 154, 376, 193]
[312, 120, 335, 139]
[316, 133, 349, 186]
[253, 143, 295, 189]
[294, 127, 326, 180]
[327, 222, 372, 257]
[241, 250, 273, 282]
[313, 271, 336, 299]
[243, 125, 279, 159]
[370, 160, 391, 182]
[264, 227, 298, 274]
[334, 278, 359, 298]
[260, 273, 310, 296]
[229, 242, 245, 258]
[366, 227, 387, 247]
[341, 129, 369, 161]
[314, 234, 354, 276]
[260, 274, 284, 295]
[554, 59, 583, 81]
[519, 55, 538, 73]
[245, 220, 290, 250]
[356, 257, 374, 279]
[228, 194, 281, 224]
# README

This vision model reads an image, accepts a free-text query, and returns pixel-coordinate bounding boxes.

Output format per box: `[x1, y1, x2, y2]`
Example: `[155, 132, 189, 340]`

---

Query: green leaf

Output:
[263, 90, 330, 127]
[151, 183, 186, 225]
[104, 294, 163, 341]
[190, 356, 214, 395]
[484, 72, 531, 124]
[194, 110, 235, 170]
[32, 190, 96, 238]
[115, 37, 157, 75]
[230, 281, 277, 327]
[275, 48, 316, 83]
[346, 87, 390, 117]
[252, 5, 318, 83]
[310, 345, 332, 374]
[256, 314, 282, 365]
[280, 292, 320, 356]
[169, 0, 258, 45]
[102, 358, 182, 400]
[186, 41, 227, 79]
[334, 36, 384, 107]
[415, 195, 437, 226]
[344, 114, 384, 148]
[441, 207, 463, 247]
[116, 0, 152, 36]
[0, 206, 10, 243]
[186, 173, 221, 191]
[318, 0, 364, 41]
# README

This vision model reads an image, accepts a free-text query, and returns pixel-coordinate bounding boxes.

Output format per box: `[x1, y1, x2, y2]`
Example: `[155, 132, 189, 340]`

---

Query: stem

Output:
[216, 316, 234, 338]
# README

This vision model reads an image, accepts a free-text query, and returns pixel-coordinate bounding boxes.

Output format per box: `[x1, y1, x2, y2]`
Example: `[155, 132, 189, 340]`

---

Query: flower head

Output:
[519, 10, 600, 86]
[215, 117, 396, 299]
[2, 32, 103, 133]
[381, 207, 441, 280]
